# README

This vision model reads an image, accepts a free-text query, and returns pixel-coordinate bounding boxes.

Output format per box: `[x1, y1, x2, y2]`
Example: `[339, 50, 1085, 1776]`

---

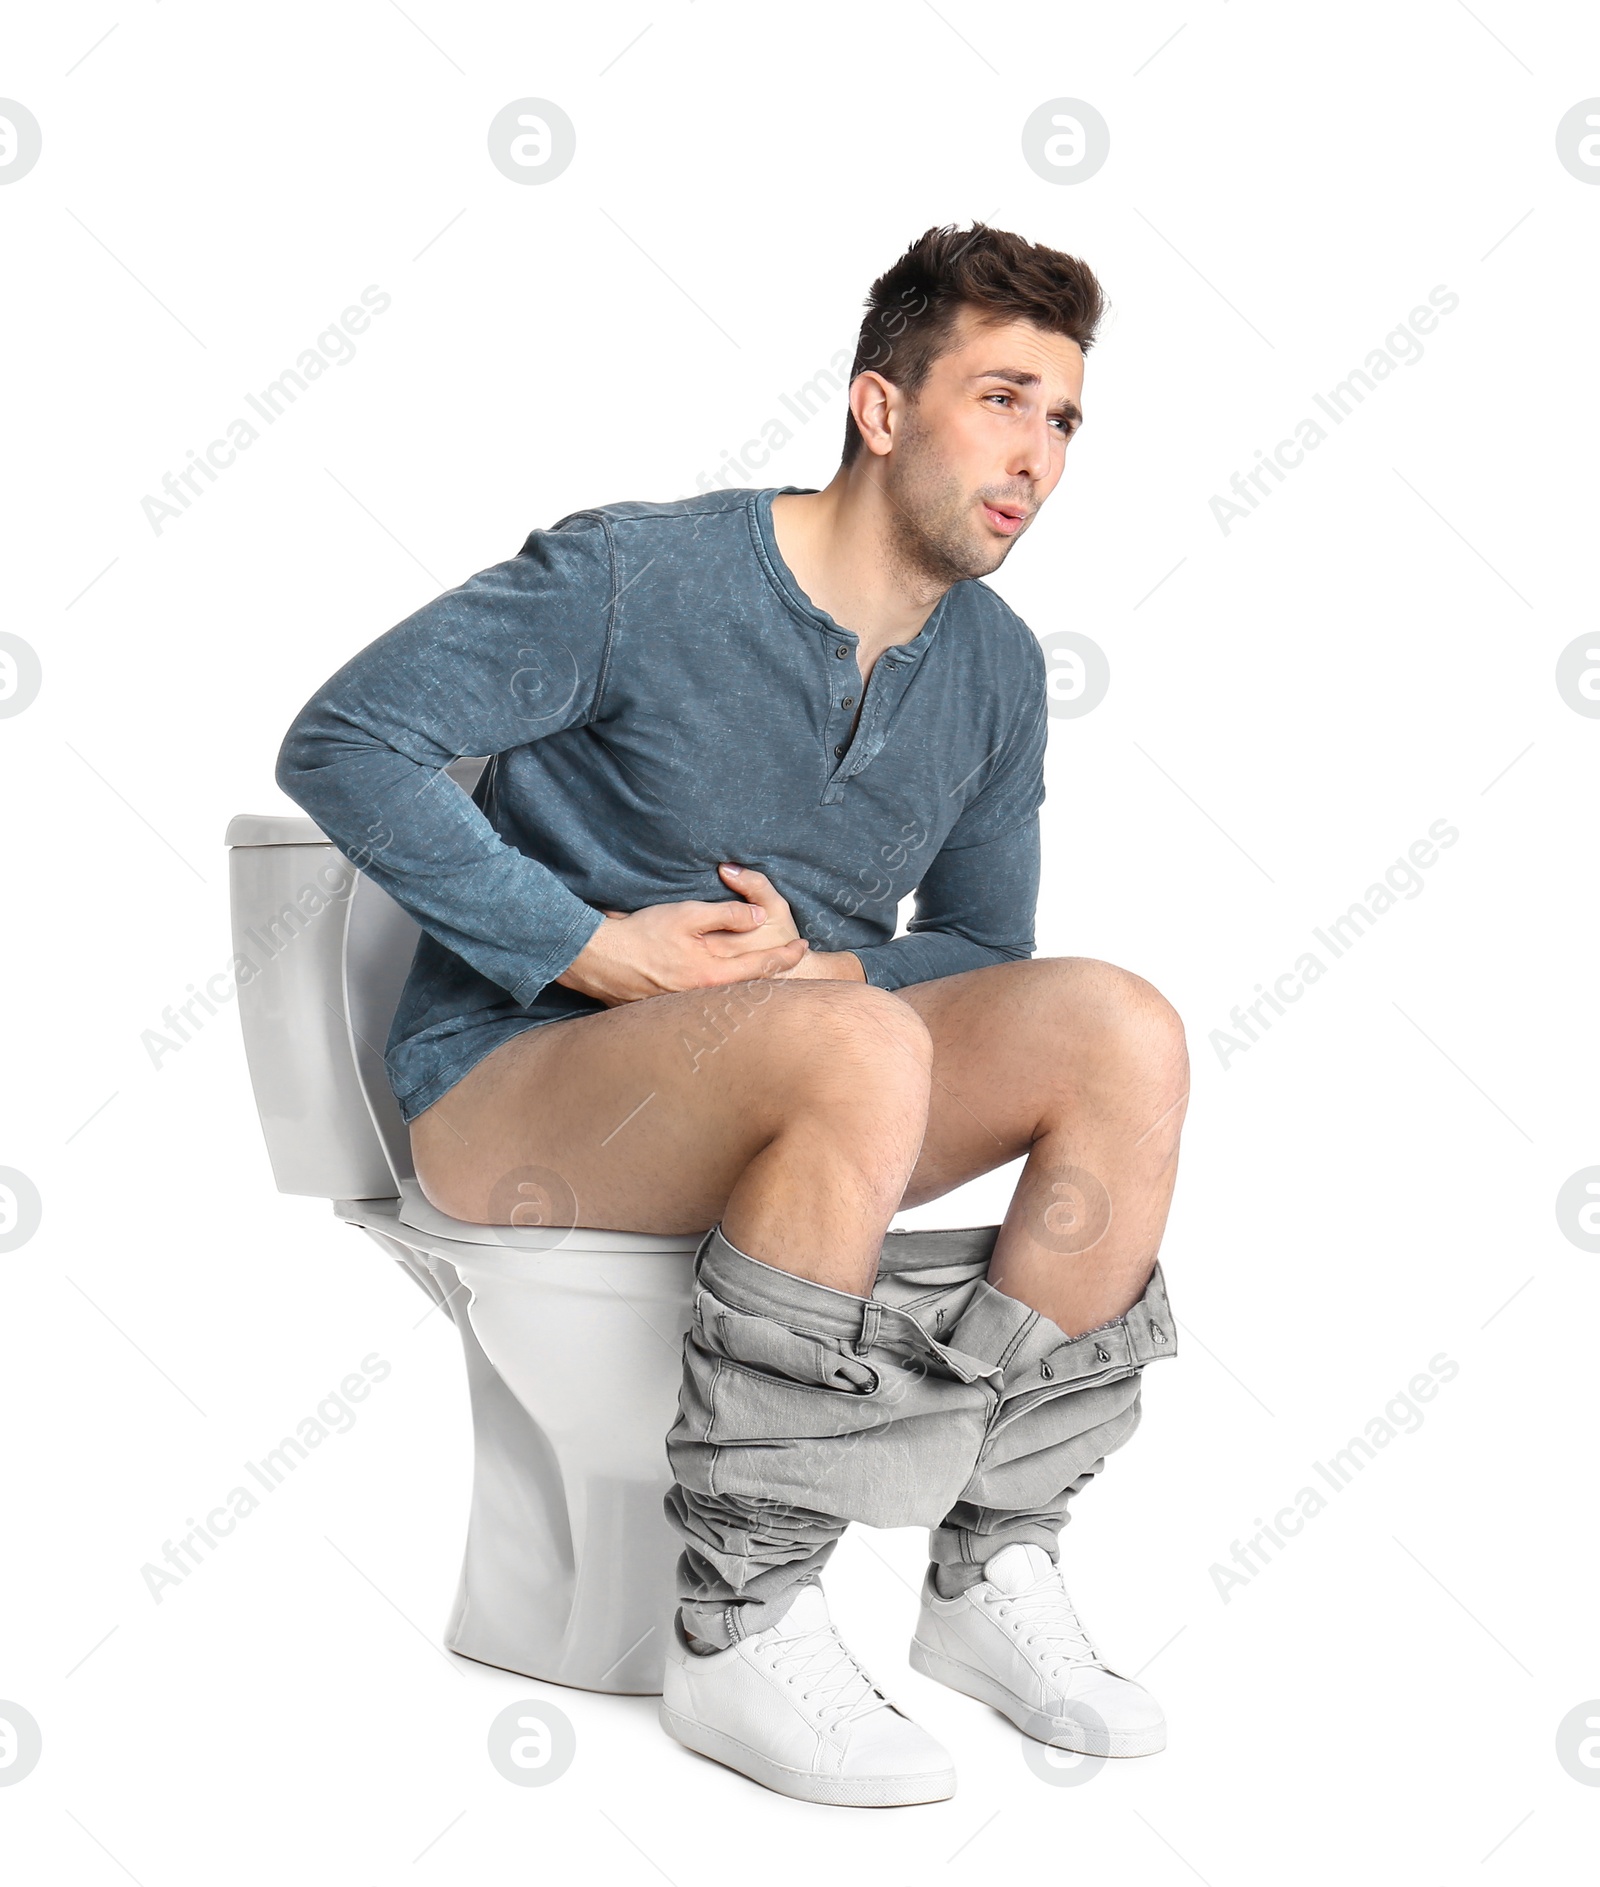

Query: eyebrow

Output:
[972, 368, 1082, 425]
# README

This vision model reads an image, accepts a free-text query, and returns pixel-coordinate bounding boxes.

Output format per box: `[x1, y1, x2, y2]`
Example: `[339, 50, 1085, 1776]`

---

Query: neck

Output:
[769, 464, 949, 665]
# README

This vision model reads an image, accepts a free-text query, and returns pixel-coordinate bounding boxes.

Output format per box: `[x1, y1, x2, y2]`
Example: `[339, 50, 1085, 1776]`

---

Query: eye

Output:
[985, 391, 1014, 406]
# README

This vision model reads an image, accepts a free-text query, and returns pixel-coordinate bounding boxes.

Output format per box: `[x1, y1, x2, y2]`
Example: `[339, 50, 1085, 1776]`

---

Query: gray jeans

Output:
[663, 1220, 1177, 1648]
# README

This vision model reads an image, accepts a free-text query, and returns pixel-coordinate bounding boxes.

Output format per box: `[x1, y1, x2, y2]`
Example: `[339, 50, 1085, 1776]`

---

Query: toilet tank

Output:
[225, 757, 486, 1200]
[224, 817, 411, 1199]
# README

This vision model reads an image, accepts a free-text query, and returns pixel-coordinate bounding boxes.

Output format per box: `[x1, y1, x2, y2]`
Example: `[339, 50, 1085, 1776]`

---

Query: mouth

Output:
[980, 499, 1029, 537]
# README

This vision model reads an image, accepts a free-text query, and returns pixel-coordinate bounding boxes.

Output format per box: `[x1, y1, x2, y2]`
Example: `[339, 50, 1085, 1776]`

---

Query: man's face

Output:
[873, 307, 1086, 585]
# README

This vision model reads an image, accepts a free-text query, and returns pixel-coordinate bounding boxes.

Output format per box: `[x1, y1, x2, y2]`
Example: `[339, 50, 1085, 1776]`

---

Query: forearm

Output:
[273, 519, 616, 1007]
[850, 930, 1025, 990]
[278, 735, 604, 1006]
[844, 807, 1042, 992]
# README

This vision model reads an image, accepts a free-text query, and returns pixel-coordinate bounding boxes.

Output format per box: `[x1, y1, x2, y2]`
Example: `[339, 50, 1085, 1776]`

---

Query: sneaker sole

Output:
[908, 1638, 1166, 1757]
[658, 1701, 956, 1806]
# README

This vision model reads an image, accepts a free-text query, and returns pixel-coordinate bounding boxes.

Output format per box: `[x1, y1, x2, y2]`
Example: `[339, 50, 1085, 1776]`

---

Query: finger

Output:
[718, 862, 773, 892]
[701, 938, 809, 987]
[718, 863, 793, 923]
[687, 898, 772, 933]
[764, 940, 810, 975]
[701, 918, 805, 960]
[765, 938, 809, 963]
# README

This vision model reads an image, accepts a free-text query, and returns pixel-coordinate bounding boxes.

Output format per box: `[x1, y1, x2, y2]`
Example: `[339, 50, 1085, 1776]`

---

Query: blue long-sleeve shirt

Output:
[275, 484, 1048, 1124]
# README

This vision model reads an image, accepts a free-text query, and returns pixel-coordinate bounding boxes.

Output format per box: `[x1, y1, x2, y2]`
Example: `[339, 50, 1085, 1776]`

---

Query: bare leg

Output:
[889, 956, 1189, 1337]
[409, 979, 934, 1294]
[412, 956, 1185, 1321]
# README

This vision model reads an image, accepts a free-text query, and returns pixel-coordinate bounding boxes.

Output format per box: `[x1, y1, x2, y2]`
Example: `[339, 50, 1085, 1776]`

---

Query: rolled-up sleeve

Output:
[274, 517, 614, 1006]
[850, 631, 1048, 991]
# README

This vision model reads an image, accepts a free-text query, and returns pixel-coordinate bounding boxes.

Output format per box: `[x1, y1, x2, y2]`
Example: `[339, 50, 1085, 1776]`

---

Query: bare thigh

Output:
[890, 955, 1190, 1332]
[887, 955, 1189, 1208]
[408, 979, 935, 1233]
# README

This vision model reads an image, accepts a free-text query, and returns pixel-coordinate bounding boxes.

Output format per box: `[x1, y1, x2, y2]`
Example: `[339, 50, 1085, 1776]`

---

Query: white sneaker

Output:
[909, 1542, 1166, 1757]
[660, 1582, 956, 1806]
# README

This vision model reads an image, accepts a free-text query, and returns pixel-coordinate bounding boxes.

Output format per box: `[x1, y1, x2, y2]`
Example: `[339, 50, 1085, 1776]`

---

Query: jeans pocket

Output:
[693, 1287, 881, 1399]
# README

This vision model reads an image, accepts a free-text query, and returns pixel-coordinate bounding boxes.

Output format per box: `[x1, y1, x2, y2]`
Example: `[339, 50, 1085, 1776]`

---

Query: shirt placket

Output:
[819, 641, 915, 807]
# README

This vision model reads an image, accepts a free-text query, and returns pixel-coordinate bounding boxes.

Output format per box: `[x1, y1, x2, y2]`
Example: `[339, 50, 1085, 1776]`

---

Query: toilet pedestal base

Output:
[348, 1210, 694, 1696]
[439, 1263, 684, 1694]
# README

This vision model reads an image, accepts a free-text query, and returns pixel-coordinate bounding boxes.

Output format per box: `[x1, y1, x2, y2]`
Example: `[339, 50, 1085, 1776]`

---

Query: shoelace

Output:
[765, 1624, 894, 1730]
[989, 1574, 1103, 1683]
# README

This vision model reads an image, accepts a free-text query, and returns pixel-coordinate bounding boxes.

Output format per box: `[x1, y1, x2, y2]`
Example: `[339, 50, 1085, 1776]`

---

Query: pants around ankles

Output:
[662, 1220, 1177, 1649]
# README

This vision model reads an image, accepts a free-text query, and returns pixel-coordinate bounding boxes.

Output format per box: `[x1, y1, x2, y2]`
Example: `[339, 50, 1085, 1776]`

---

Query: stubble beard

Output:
[876, 410, 1008, 596]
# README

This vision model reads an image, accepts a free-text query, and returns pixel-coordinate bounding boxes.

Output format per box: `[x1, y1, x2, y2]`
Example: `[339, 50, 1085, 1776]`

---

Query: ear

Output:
[847, 369, 899, 459]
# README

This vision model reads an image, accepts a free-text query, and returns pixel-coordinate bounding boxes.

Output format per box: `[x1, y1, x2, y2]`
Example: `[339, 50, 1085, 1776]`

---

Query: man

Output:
[276, 221, 1188, 1807]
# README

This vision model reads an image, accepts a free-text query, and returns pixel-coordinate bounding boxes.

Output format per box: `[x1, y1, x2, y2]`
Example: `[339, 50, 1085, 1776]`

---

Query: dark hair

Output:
[840, 222, 1106, 466]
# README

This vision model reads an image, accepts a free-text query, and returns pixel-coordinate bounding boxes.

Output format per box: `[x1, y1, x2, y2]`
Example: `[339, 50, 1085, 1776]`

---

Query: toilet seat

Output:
[394, 1178, 706, 1254]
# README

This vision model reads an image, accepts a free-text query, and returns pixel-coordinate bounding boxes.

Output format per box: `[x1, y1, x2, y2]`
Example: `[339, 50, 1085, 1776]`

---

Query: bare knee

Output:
[750, 983, 932, 1137]
[1102, 964, 1188, 1073]
[763, 980, 934, 1073]
[1043, 957, 1190, 1098]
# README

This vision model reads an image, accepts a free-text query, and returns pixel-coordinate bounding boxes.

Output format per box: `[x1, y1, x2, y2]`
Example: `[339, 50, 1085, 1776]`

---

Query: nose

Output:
[1008, 411, 1054, 489]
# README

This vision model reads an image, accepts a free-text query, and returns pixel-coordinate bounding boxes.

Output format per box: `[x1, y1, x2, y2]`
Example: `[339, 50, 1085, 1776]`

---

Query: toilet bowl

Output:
[225, 767, 699, 1695]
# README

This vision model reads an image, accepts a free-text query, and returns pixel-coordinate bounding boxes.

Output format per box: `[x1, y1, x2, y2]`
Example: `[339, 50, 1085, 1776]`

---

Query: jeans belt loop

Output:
[854, 1301, 883, 1356]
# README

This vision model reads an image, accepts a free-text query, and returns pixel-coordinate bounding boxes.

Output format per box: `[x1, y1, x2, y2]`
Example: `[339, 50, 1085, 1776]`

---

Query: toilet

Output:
[225, 763, 700, 1696]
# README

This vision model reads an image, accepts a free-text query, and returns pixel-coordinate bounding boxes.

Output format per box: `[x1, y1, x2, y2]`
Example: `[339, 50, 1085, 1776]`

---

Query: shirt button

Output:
[841, 696, 854, 709]
[834, 645, 849, 659]
[834, 743, 846, 757]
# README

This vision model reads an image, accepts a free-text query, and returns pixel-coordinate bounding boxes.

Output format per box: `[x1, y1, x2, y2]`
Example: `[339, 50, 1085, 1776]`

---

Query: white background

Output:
[3, 2, 1597, 1880]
